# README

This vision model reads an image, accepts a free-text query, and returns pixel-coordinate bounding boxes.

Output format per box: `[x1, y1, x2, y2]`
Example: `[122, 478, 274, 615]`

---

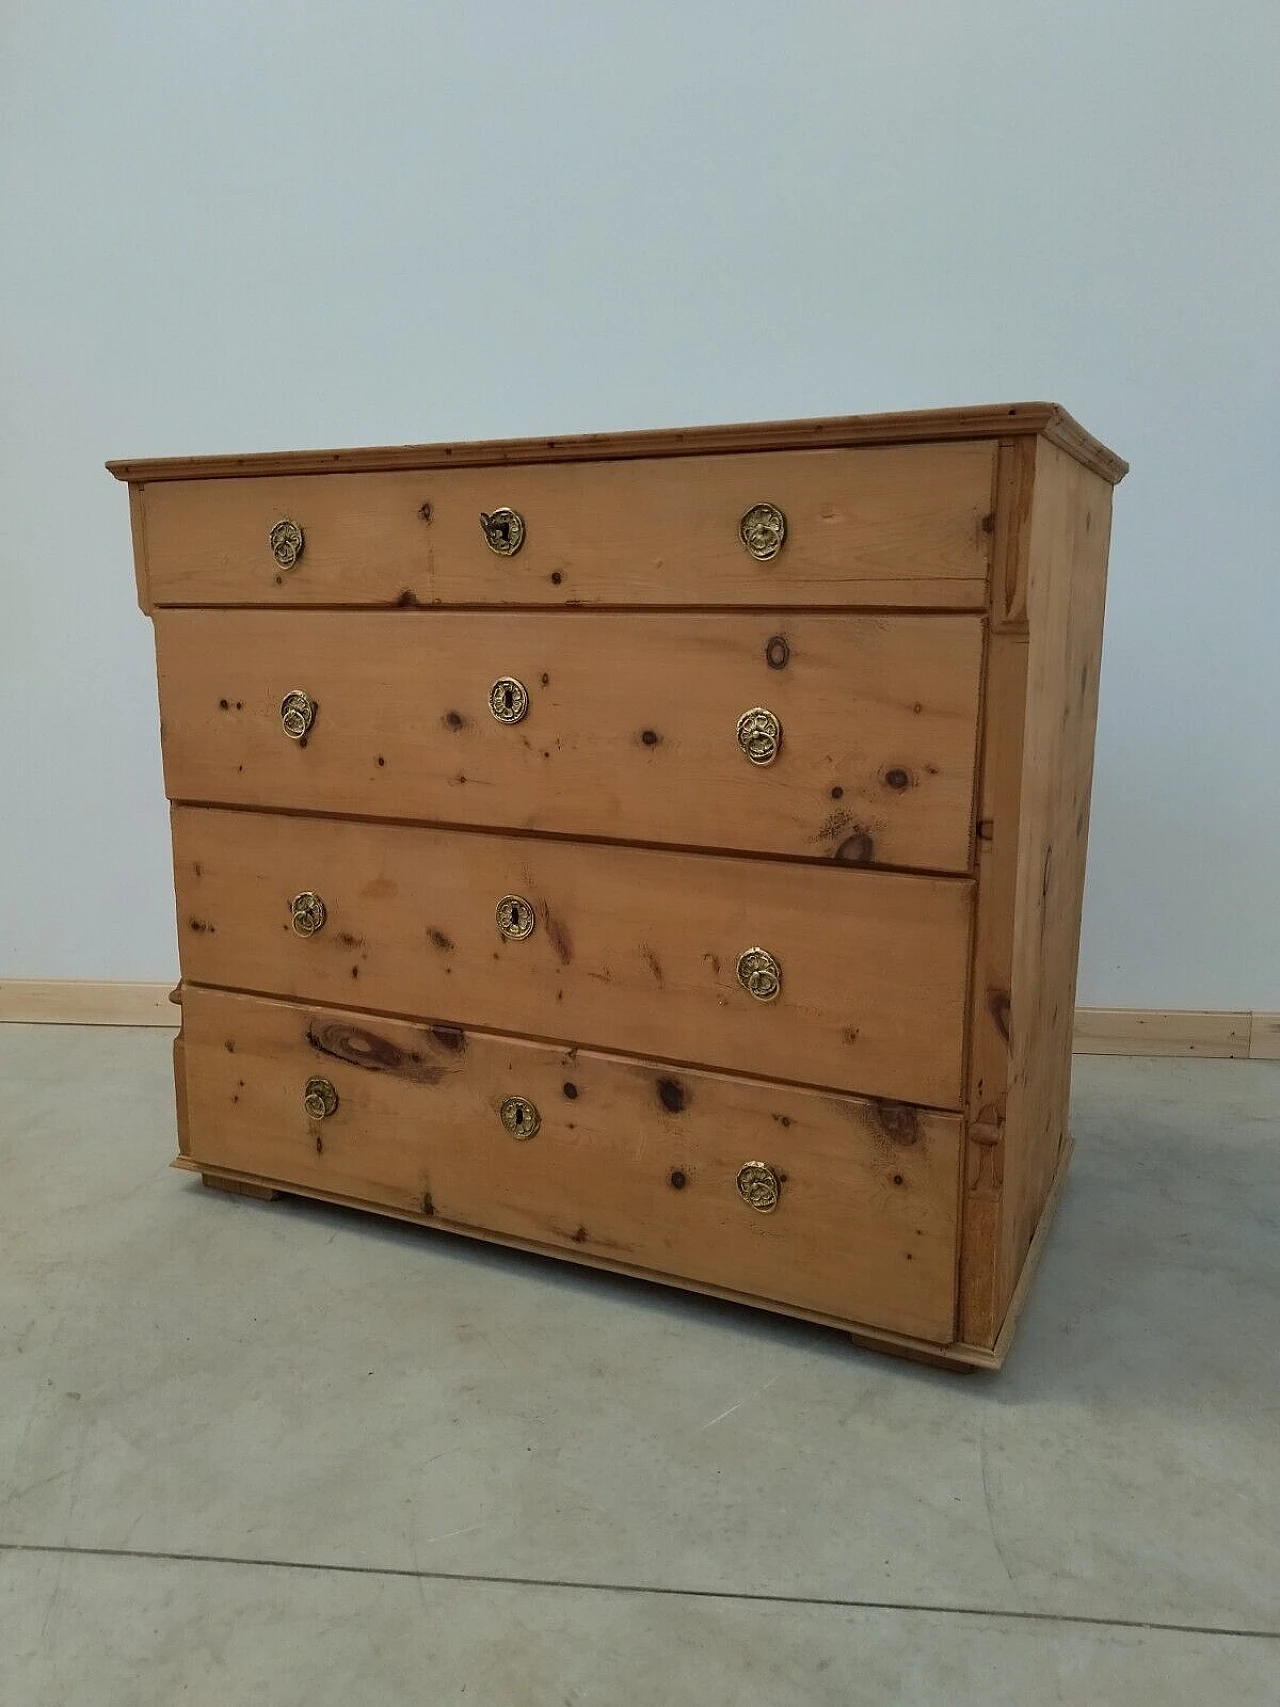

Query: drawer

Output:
[138, 442, 995, 609]
[156, 610, 984, 872]
[174, 807, 973, 1106]
[180, 986, 962, 1342]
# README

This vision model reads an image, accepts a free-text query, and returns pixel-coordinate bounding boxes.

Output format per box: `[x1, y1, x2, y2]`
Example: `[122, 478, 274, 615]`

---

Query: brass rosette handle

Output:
[270, 519, 305, 568]
[290, 891, 327, 937]
[736, 1161, 781, 1213]
[738, 502, 786, 561]
[280, 690, 316, 740]
[736, 946, 782, 1002]
[736, 706, 782, 767]
[304, 1077, 338, 1120]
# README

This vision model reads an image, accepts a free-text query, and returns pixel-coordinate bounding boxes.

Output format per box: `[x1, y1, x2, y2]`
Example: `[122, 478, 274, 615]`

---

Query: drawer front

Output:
[140, 442, 995, 609]
[156, 611, 984, 872]
[174, 807, 972, 1106]
[181, 986, 962, 1342]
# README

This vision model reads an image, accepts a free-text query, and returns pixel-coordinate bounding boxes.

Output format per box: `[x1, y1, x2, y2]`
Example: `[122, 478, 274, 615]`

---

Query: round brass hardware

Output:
[736, 1160, 781, 1213]
[488, 676, 529, 724]
[736, 706, 782, 767]
[290, 891, 327, 937]
[496, 894, 536, 941]
[304, 1076, 338, 1120]
[499, 1096, 541, 1140]
[270, 519, 305, 569]
[479, 507, 525, 556]
[739, 502, 787, 562]
[280, 690, 316, 740]
[736, 946, 782, 1002]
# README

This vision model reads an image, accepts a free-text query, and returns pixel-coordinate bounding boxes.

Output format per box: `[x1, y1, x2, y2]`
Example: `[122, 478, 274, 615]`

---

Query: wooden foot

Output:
[201, 1173, 279, 1201]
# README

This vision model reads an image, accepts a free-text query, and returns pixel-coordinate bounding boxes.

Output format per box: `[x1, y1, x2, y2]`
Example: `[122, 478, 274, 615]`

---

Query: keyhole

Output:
[502, 686, 513, 710]
[495, 520, 510, 545]
[514, 1107, 525, 1130]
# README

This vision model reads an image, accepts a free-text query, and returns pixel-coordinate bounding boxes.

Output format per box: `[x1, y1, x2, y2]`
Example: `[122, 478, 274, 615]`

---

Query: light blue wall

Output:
[2, 1, 1276, 1004]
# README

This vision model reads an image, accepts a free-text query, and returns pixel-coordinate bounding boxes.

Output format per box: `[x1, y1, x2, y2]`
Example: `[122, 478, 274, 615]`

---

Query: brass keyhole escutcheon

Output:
[739, 502, 787, 561]
[280, 690, 316, 740]
[304, 1076, 338, 1120]
[480, 507, 526, 556]
[736, 1160, 781, 1213]
[737, 706, 782, 767]
[488, 676, 529, 724]
[496, 895, 536, 941]
[499, 1096, 541, 1140]
[270, 519, 305, 569]
[290, 891, 327, 937]
[736, 946, 782, 1003]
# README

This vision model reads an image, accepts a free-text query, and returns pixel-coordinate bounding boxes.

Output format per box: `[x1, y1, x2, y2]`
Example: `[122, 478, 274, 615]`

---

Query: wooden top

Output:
[106, 402, 1127, 486]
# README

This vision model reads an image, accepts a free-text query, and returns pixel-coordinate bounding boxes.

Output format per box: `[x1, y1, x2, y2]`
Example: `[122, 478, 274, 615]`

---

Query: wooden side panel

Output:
[999, 443, 1113, 1307]
[959, 439, 1112, 1345]
[172, 806, 974, 1107]
[155, 610, 984, 872]
[958, 631, 1029, 1343]
[140, 443, 995, 609]
[181, 986, 962, 1341]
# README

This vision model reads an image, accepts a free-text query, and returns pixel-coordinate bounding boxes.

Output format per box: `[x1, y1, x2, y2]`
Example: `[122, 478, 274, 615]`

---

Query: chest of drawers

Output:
[111, 404, 1126, 1370]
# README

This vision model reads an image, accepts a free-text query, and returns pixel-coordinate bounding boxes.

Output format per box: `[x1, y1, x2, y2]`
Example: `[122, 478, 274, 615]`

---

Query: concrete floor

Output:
[1, 1027, 1276, 1705]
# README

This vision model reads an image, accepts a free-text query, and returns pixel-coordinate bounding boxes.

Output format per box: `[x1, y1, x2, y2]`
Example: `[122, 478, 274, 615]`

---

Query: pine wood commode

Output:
[112, 404, 1126, 1370]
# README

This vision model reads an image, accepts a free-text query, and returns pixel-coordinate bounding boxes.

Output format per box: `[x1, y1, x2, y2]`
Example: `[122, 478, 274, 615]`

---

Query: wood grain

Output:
[112, 402, 1129, 1365]
[136, 443, 996, 609]
[155, 609, 984, 872]
[172, 805, 974, 1107]
[107, 401, 1128, 485]
[178, 985, 962, 1341]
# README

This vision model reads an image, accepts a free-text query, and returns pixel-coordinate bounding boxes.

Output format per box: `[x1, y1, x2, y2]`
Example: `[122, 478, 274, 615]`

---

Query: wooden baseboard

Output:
[1071, 1008, 1273, 1059]
[0, 981, 177, 1026]
[1, 982, 1277, 1059]
[1250, 1014, 1280, 1061]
